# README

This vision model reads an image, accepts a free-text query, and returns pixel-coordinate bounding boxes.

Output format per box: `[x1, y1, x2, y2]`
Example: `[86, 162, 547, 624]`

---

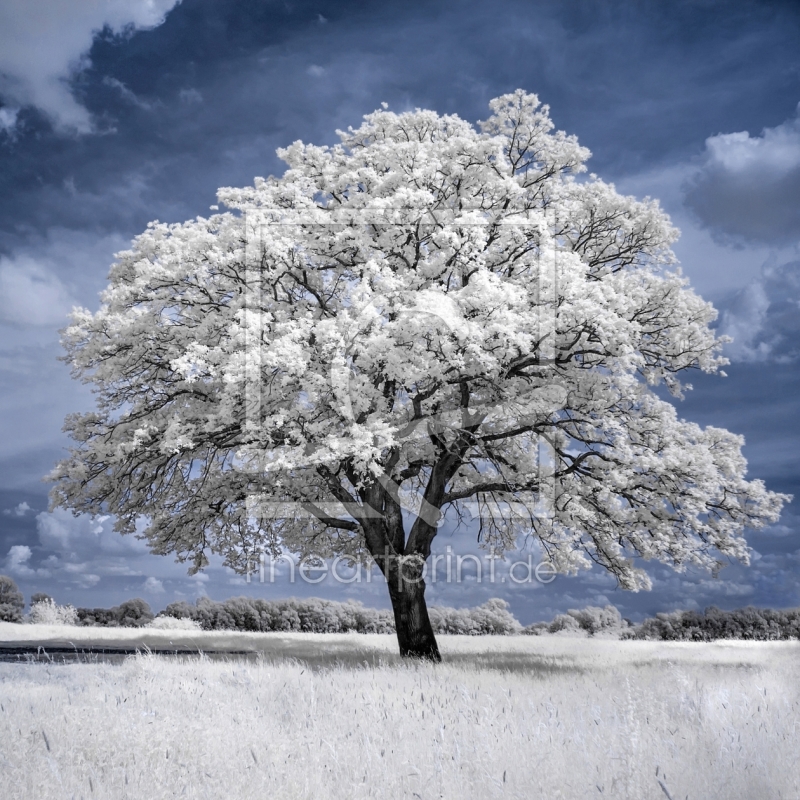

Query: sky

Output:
[1, 0, 799, 624]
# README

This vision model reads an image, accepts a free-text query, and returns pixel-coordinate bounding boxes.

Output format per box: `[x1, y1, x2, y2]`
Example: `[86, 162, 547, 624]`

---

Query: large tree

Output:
[51, 91, 788, 660]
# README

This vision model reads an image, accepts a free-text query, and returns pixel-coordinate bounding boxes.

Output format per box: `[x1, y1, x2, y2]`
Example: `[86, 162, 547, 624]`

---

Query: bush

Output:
[428, 599, 521, 635]
[565, 605, 627, 636]
[547, 613, 586, 635]
[77, 607, 119, 627]
[521, 621, 550, 636]
[28, 599, 79, 626]
[115, 598, 154, 627]
[147, 615, 202, 631]
[0, 575, 25, 623]
[523, 605, 629, 637]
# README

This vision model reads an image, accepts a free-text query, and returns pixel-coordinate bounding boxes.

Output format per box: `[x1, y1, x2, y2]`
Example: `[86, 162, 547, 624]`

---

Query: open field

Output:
[0, 626, 798, 799]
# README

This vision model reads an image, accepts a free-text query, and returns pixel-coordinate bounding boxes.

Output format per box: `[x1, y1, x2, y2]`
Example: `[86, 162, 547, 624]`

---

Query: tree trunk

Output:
[385, 559, 441, 662]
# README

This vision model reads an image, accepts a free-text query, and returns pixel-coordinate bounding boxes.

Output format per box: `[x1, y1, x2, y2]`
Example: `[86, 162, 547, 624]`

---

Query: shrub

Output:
[548, 613, 586, 635]
[77, 607, 119, 627]
[429, 599, 521, 635]
[523, 605, 630, 637]
[521, 621, 550, 636]
[565, 605, 627, 636]
[28, 599, 79, 626]
[147, 615, 202, 631]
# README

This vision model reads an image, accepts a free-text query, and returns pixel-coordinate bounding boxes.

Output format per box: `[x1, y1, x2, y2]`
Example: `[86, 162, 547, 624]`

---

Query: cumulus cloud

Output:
[4, 543, 50, 578]
[3, 501, 31, 516]
[20, 508, 232, 597]
[0, 253, 77, 326]
[0, 229, 135, 332]
[684, 106, 800, 245]
[36, 508, 147, 563]
[717, 258, 800, 362]
[143, 576, 165, 594]
[0, 0, 180, 132]
[5, 544, 34, 576]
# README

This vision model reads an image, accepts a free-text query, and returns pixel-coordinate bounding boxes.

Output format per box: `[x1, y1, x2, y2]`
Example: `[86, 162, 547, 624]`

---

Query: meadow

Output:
[0, 624, 798, 799]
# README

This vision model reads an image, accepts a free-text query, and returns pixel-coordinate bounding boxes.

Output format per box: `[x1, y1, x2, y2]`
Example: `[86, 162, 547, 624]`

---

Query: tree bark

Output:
[385, 558, 441, 662]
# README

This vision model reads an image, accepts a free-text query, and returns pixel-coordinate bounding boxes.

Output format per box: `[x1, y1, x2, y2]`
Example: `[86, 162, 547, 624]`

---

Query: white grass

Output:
[0, 625, 798, 799]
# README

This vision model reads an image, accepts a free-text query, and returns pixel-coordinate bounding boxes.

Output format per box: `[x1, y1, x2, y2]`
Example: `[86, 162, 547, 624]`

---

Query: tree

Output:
[115, 598, 154, 627]
[50, 90, 789, 660]
[0, 575, 25, 622]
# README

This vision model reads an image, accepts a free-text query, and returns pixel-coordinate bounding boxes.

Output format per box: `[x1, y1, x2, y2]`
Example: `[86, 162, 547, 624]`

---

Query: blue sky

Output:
[1, 0, 799, 623]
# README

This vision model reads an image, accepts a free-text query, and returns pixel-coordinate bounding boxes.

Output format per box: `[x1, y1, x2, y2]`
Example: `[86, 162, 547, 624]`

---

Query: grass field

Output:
[0, 624, 798, 799]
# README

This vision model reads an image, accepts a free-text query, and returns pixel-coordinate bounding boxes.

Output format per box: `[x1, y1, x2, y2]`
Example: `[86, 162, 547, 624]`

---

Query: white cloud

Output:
[143, 576, 165, 593]
[0, 106, 19, 135]
[615, 163, 787, 300]
[0, 253, 77, 326]
[36, 508, 148, 562]
[0, 0, 181, 132]
[717, 258, 800, 362]
[77, 573, 101, 588]
[27, 508, 229, 595]
[717, 279, 771, 362]
[3, 501, 31, 516]
[102, 76, 155, 111]
[5, 544, 34, 576]
[0, 228, 134, 331]
[684, 106, 800, 245]
[703, 121, 800, 174]
[4, 543, 51, 578]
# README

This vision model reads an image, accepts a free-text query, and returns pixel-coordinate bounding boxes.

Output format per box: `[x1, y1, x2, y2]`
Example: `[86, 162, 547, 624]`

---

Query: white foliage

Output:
[146, 615, 202, 631]
[27, 599, 78, 626]
[539, 605, 627, 637]
[50, 90, 789, 596]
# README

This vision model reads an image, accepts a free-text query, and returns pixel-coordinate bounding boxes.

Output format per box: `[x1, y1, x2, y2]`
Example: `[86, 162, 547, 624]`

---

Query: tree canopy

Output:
[51, 90, 789, 658]
[0, 575, 25, 622]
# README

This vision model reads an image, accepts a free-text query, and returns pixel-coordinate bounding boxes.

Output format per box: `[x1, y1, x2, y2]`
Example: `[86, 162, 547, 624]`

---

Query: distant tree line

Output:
[623, 606, 800, 641]
[523, 604, 631, 636]
[0, 575, 520, 634]
[76, 598, 155, 627]
[524, 604, 800, 640]
[160, 596, 521, 636]
[2, 574, 799, 639]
